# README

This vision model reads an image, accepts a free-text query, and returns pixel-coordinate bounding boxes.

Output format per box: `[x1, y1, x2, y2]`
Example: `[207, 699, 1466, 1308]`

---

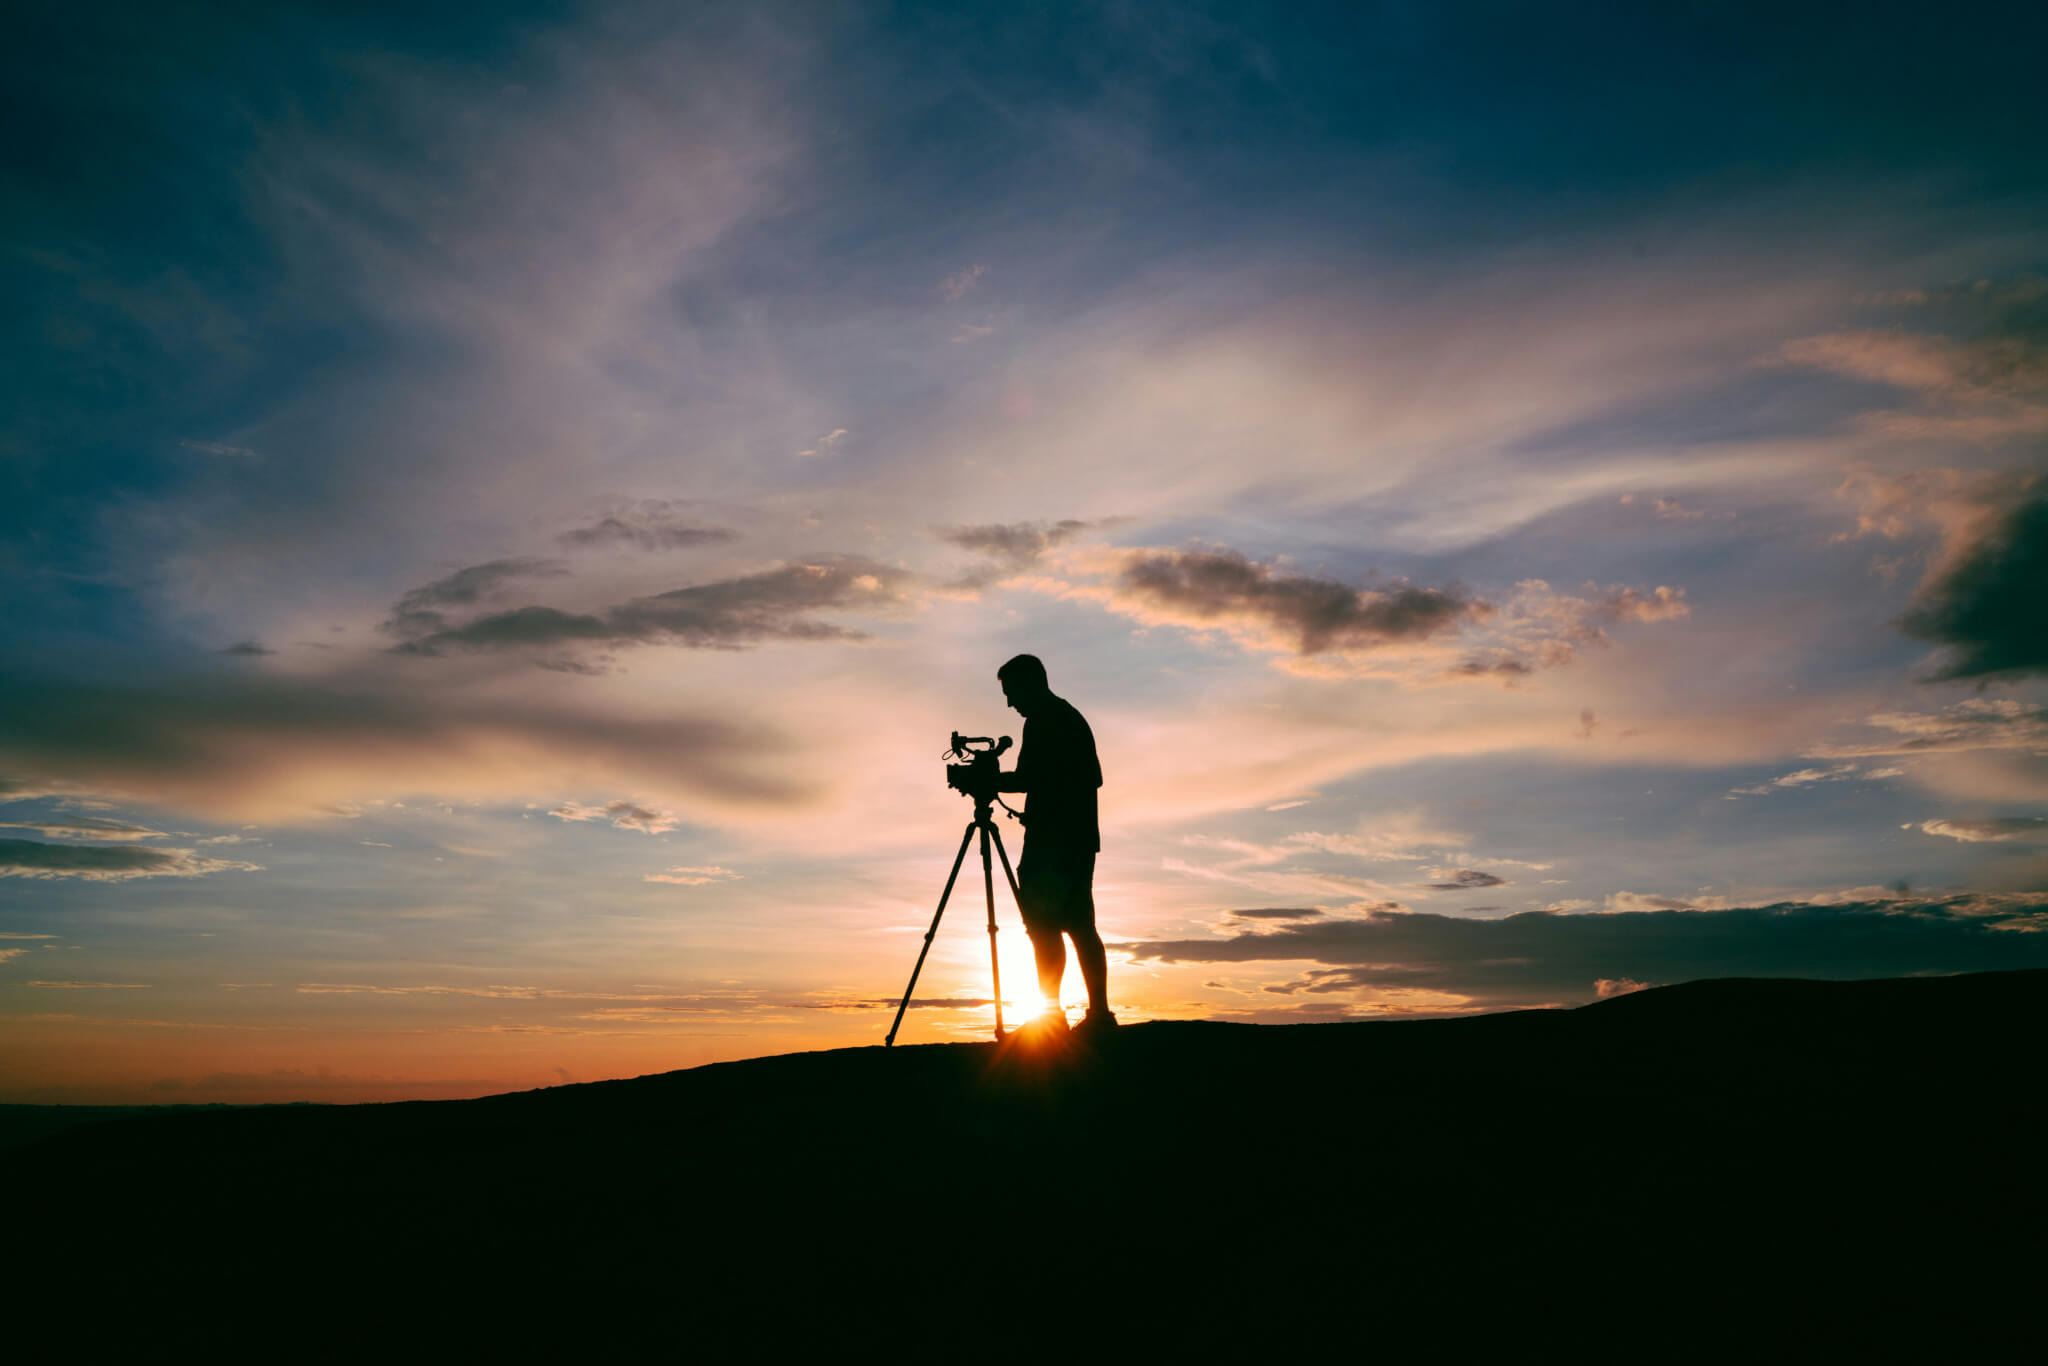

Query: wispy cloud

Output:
[0, 816, 167, 841]
[0, 838, 260, 882]
[1810, 700, 2048, 758]
[387, 557, 915, 662]
[940, 264, 987, 300]
[548, 800, 679, 835]
[644, 865, 741, 885]
[557, 501, 738, 552]
[1727, 763, 1862, 797]
[29, 980, 150, 989]
[795, 429, 848, 458]
[1915, 817, 2048, 844]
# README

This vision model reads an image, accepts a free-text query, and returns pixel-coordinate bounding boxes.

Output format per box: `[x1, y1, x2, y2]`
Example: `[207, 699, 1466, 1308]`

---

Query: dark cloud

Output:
[0, 670, 808, 818]
[1228, 907, 1325, 921]
[401, 605, 614, 652]
[220, 642, 273, 657]
[0, 816, 165, 841]
[383, 558, 571, 640]
[0, 838, 257, 881]
[1900, 490, 2048, 680]
[1449, 654, 1533, 680]
[1116, 895, 2048, 1009]
[392, 557, 914, 658]
[1110, 549, 1488, 654]
[936, 518, 1122, 588]
[558, 503, 738, 552]
[938, 519, 1092, 566]
[1428, 869, 1508, 890]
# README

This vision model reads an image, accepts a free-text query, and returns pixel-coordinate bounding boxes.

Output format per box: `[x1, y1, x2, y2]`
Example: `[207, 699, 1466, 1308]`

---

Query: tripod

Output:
[886, 792, 1025, 1047]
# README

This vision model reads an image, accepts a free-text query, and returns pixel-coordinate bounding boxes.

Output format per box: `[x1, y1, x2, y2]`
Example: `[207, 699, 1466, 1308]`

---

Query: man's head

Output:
[998, 653, 1051, 716]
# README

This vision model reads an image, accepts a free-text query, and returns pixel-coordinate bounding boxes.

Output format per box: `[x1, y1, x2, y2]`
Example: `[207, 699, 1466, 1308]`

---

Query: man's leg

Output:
[1070, 924, 1109, 1015]
[1029, 928, 1066, 1009]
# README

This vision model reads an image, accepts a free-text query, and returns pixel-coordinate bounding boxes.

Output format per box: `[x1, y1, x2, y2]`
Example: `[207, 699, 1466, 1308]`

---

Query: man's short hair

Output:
[998, 653, 1049, 689]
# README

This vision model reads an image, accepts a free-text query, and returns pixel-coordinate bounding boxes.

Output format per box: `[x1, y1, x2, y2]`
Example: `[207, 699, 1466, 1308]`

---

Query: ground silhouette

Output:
[15, 970, 2044, 1351]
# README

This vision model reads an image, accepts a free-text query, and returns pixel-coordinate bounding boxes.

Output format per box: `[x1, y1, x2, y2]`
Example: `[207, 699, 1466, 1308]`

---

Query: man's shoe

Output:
[1017, 1009, 1069, 1037]
[1075, 1009, 1119, 1035]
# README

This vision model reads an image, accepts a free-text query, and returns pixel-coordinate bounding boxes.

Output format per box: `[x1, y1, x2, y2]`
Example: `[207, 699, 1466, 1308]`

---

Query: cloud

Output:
[940, 264, 987, 300]
[1916, 817, 2048, 844]
[220, 641, 274, 657]
[0, 948, 31, 963]
[939, 519, 1096, 567]
[1650, 497, 1705, 521]
[383, 558, 572, 640]
[1444, 579, 1689, 681]
[0, 670, 808, 823]
[548, 800, 679, 835]
[1809, 700, 2048, 758]
[1116, 894, 2048, 1010]
[1426, 869, 1507, 890]
[178, 440, 262, 461]
[1228, 907, 1325, 921]
[1602, 585, 1691, 623]
[644, 865, 741, 885]
[390, 557, 915, 659]
[1602, 891, 1697, 911]
[556, 502, 738, 552]
[1899, 489, 2048, 681]
[1775, 323, 2048, 441]
[1727, 763, 1861, 797]
[0, 838, 260, 882]
[795, 429, 848, 458]
[29, 980, 149, 989]
[1074, 547, 1489, 656]
[0, 816, 166, 841]
[1595, 977, 1652, 997]
[1777, 330, 1970, 394]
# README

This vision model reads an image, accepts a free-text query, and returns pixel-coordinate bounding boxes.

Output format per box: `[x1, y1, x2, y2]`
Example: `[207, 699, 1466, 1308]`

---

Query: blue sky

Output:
[4, 0, 2045, 1101]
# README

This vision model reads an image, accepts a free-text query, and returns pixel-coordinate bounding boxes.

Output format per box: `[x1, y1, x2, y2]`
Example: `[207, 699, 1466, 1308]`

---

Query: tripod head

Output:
[943, 732, 1011, 812]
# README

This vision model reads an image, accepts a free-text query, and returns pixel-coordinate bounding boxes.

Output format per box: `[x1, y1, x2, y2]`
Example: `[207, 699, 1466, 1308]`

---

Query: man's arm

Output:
[996, 717, 1035, 793]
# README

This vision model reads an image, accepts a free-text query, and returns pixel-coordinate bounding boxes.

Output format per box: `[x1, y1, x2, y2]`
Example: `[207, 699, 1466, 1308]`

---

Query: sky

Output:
[4, 0, 2046, 1104]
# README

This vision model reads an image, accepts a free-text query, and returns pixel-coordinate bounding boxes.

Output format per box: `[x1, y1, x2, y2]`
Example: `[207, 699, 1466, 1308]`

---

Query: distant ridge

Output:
[18, 968, 2045, 1349]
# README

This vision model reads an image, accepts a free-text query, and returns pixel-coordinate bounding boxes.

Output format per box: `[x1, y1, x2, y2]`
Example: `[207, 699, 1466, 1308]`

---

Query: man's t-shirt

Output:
[1015, 693, 1103, 854]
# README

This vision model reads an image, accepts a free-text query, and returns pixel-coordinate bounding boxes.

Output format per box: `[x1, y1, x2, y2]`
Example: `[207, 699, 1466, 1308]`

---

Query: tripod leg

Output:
[885, 821, 979, 1048]
[988, 823, 1025, 910]
[987, 824, 1035, 1023]
[980, 822, 1005, 1040]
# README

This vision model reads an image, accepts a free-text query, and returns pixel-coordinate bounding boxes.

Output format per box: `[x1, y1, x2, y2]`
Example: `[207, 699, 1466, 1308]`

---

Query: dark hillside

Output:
[19, 970, 2045, 1350]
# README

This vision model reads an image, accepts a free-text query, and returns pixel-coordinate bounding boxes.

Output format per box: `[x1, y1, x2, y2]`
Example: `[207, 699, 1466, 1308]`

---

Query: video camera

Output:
[943, 731, 1011, 802]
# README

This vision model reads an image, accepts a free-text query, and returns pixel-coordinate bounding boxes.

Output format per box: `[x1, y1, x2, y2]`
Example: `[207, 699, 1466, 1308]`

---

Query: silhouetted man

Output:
[995, 653, 1114, 1035]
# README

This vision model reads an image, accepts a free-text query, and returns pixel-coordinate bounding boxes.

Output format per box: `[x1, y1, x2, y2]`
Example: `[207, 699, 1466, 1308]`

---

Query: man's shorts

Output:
[1015, 844, 1097, 937]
